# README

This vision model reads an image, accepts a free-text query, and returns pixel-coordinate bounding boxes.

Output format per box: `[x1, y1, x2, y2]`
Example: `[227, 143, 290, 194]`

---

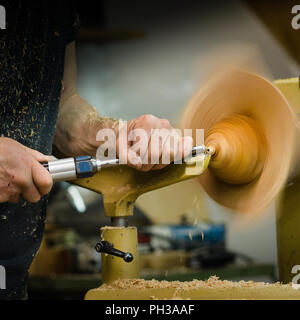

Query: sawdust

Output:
[101, 226, 128, 231]
[100, 276, 286, 291]
[150, 296, 191, 300]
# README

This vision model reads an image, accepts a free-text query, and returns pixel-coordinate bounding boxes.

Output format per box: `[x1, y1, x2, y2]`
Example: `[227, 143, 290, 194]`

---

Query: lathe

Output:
[44, 69, 300, 299]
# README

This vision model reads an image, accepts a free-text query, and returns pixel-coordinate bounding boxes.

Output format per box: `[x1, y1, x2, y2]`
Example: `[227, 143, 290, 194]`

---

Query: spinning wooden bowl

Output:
[181, 69, 299, 216]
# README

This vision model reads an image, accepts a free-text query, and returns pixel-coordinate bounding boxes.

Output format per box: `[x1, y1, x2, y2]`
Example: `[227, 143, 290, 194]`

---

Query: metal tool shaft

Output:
[43, 145, 210, 182]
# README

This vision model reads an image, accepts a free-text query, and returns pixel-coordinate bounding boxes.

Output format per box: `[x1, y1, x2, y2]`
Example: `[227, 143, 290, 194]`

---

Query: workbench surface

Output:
[28, 264, 275, 300]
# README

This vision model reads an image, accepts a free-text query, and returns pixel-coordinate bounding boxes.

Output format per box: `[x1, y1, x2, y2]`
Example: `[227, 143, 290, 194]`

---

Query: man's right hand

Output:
[0, 137, 53, 204]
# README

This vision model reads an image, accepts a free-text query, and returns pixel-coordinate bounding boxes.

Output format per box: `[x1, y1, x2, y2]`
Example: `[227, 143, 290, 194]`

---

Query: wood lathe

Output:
[44, 146, 213, 285]
[45, 69, 300, 299]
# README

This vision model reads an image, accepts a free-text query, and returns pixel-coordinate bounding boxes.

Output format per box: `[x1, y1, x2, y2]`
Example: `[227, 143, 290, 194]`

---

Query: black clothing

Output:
[0, 0, 78, 299]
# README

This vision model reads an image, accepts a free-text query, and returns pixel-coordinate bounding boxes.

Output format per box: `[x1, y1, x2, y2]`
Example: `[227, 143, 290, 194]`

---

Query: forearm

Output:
[53, 41, 118, 157]
[53, 94, 117, 157]
[53, 42, 192, 169]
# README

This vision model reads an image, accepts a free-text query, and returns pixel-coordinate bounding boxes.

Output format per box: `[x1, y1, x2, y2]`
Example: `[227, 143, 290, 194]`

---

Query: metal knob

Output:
[95, 241, 134, 263]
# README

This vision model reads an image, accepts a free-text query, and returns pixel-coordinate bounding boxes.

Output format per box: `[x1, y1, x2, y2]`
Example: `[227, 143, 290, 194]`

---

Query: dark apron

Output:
[0, 0, 78, 299]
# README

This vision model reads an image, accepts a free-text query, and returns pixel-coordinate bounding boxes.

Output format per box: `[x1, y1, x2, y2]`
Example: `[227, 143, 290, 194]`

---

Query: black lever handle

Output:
[95, 241, 133, 263]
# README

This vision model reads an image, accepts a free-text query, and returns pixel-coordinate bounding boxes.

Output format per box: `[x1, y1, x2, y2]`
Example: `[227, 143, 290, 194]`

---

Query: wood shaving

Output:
[100, 276, 286, 291]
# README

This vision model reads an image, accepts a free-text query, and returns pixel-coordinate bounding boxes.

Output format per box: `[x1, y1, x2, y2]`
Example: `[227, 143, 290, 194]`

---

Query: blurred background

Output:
[28, 0, 300, 299]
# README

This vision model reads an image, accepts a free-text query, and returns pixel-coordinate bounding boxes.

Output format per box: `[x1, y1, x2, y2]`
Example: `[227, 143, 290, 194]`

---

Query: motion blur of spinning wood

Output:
[181, 69, 300, 217]
[205, 114, 267, 185]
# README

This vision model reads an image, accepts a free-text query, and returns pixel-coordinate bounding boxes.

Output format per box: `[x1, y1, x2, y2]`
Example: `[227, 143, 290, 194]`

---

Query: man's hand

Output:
[53, 42, 193, 171]
[115, 114, 193, 171]
[54, 94, 193, 171]
[0, 138, 53, 203]
[54, 93, 193, 171]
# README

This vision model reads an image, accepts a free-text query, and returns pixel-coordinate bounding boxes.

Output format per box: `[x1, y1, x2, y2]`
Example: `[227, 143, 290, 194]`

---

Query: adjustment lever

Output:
[95, 240, 133, 263]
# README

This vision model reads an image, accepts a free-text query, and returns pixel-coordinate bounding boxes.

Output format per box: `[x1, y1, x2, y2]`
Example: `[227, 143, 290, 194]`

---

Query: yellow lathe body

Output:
[275, 77, 300, 284]
[100, 226, 139, 284]
[72, 153, 211, 298]
[71, 76, 300, 299]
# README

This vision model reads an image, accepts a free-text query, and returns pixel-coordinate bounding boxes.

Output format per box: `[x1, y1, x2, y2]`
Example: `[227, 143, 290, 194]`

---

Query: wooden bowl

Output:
[181, 69, 298, 216]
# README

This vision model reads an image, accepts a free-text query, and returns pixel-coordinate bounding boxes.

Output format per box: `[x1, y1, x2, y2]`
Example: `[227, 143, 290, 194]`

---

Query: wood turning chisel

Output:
[42, 145, 214, 182]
